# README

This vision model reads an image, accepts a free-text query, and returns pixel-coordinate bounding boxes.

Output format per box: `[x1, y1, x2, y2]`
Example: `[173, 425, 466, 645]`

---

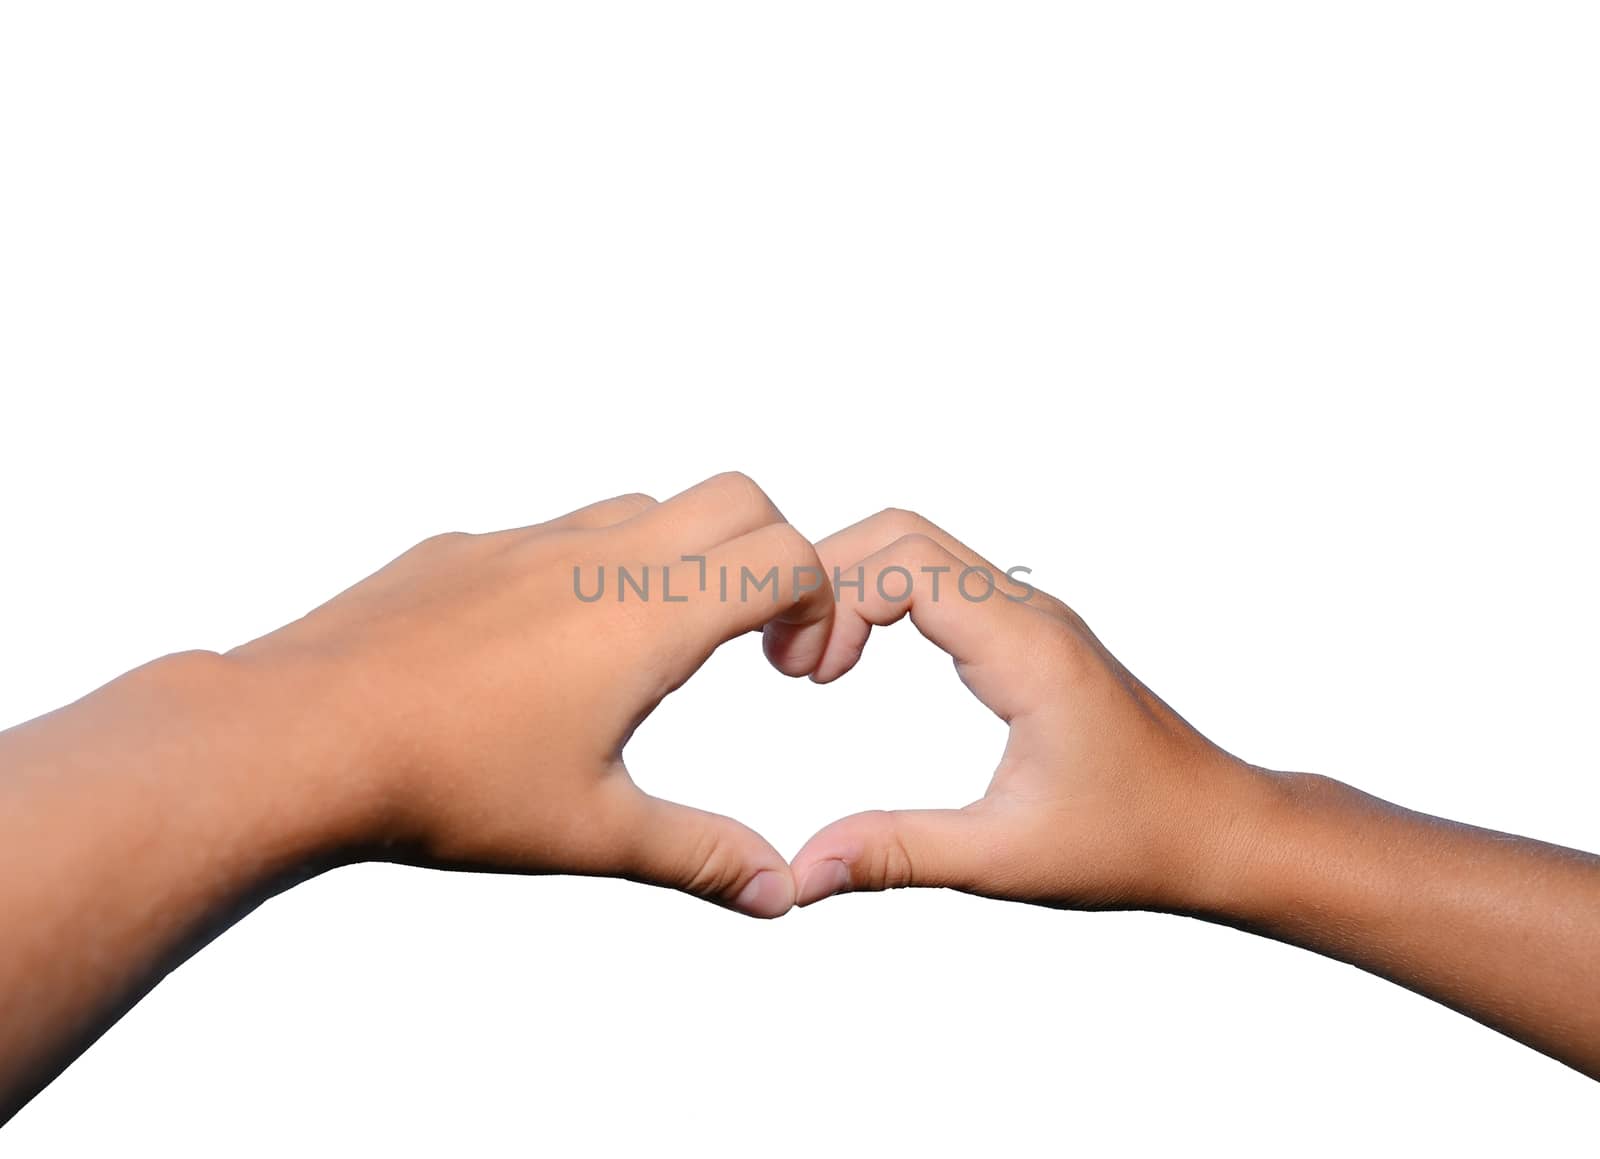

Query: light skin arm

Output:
[779, 509, 1600, 1079]
[0, 472, 828, 1123]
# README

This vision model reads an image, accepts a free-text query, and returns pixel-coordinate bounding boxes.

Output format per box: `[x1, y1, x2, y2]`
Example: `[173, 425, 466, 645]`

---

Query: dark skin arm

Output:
[3, 493, 1595, 1122]
[782, 509, 1600, 1078]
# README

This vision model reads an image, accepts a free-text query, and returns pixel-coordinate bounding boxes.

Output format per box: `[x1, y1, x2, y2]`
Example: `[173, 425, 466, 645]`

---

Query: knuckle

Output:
[769, 520, 814, 562]
[739, 520, 815, 578]
[416, 530, 472, 554]
[616, 491, 658, 513]
[682, 831, 746, 900]
[876, 506, 928, 536]
[712, 469, 766, 505]
[889, 531, 941, 563]
[705, 471, 783, 526]
[1033, 614, 1093, 683]
[859, 811, 916, 890]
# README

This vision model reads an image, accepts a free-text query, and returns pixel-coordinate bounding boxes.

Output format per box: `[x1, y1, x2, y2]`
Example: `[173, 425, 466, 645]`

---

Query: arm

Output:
[781, 509, 1600, 1078]
[0, 472, 828, 1122]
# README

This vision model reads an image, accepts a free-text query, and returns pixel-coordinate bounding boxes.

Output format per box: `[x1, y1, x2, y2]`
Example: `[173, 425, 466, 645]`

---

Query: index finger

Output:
[810, 532, 1048, 724]
[668, 521, 835, 679]
[813, 507, 1046, 608]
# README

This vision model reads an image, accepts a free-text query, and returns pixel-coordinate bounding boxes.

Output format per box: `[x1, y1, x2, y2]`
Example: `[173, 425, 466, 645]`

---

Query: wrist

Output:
[145, 648, 392, 867]
[1155, 760, 1317, 920]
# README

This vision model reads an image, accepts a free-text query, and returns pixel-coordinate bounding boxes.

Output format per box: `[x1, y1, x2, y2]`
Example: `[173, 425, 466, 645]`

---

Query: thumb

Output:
[616, 789, 796, 919]
[789, 807, 1001, 907]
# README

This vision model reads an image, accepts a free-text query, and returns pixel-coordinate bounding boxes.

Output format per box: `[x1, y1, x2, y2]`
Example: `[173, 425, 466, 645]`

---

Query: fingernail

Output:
[732, 870, 793, 919]
[796, 860, 853, 907]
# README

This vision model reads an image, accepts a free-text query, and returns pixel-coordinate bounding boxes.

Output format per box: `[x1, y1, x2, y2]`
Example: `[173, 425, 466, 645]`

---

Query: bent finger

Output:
[814, 508, 1047, 609]
[811, 534, 1043, 716]
[670, 521, 835, 678]
[630, 471, 787, 553]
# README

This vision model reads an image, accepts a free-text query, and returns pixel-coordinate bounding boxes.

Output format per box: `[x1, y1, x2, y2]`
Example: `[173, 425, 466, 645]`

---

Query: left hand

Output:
[230, 471, 833, 917]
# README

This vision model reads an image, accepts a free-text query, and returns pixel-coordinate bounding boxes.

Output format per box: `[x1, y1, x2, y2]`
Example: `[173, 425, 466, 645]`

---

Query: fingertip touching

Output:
[622, 792, 797, 919]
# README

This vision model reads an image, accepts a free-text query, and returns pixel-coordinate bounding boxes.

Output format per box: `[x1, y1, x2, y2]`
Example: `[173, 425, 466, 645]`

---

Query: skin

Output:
[0, 472, 832, 1121]
[1, 483, 1596, 1121]
[781, 508, 1600, 1079]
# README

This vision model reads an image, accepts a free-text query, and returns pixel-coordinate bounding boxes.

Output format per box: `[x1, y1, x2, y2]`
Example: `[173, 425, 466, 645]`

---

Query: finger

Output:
[807, 534, 1047, 718]
[670, 520, 835, 678]
[616, 789, 795, 918]
[538, 491, 659, 533]
[813, 507, 1047, 608]
[782, 510, 1066, 680]
[630, 471, 787, 553]
[789, 807, 1006, 906]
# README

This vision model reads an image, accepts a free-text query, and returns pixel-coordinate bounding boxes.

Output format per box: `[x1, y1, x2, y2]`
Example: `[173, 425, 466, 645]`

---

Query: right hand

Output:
[778, 509, 1271, 913]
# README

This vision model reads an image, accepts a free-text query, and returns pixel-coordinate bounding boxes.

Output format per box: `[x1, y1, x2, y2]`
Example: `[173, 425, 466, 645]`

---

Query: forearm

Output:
[0, 479, 840, 1121]
[0, 651, 370, 1120]
[1190, 769, 1600, 1077]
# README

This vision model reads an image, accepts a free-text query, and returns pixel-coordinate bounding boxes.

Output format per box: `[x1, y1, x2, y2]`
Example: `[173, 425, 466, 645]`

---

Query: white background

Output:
[2, 2, 1597, 1153]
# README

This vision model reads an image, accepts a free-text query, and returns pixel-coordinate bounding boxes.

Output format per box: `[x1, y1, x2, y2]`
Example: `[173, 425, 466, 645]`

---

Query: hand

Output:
[231, 472, 832, 917]
[776, 509, 1600, 1079]
[781, 509, 1265, 912]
